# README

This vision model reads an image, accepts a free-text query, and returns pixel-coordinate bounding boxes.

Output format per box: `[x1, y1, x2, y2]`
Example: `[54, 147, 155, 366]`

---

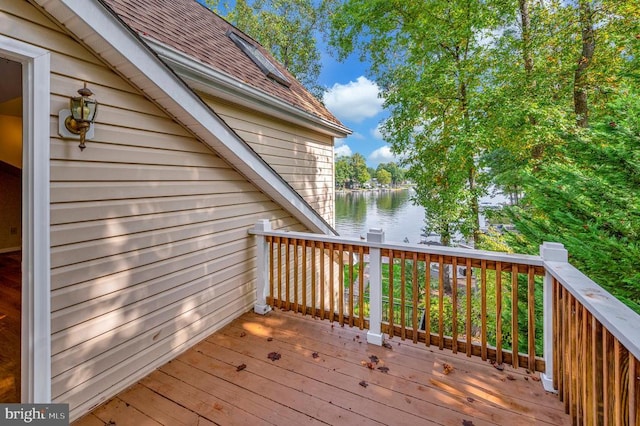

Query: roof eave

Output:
[35, 0, 337, 236]
[144, 36, 352, 139]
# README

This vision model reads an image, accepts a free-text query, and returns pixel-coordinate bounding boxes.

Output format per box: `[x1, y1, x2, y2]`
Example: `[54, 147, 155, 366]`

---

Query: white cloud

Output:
[323, 76, 384, 123]
[368, 145, 398, 165]
[371, 124, 384, 140]
[333, 139, 352, 157]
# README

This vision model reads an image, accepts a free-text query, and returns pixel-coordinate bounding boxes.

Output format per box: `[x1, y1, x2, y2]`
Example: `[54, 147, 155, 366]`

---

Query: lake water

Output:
[335, 188, 506, 244]
[334, 188, 427, 244]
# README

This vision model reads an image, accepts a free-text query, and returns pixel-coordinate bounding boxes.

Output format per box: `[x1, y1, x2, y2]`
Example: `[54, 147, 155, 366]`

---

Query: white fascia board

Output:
[39, 0, 336, 236]
[144, 36, 352, 139]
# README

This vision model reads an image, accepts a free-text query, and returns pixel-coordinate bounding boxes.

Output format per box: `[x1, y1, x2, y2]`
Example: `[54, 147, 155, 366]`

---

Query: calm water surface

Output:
[335, 188, 427, 244]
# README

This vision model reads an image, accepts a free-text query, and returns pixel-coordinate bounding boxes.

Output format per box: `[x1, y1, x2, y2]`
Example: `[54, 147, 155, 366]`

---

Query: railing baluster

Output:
[276, 236, 282, 309]
[320, 241, 325, 320]
[269, 236, 275, 307]
[496, 262, 503, 365]
[438, 255, 444, 350]
[527, 266, 536, 372]
[603, 327, 609, 424]
[465, 258, 472, 357]
[569, 293, 576, 420]
[629, 355, 637, 426]
[311, 241, 316, 318]
[329, 242, 334, 322]
[511, 264, 519, 368]
[389, 249, 395, 338]
[412, 252, 418, 344]
[424, 254, 431, 347]
[358, 245, 364, 329]
[285, 237, 290, 310]
[452, 257, 458, 354]
[338, 244, 344, 325]
[400, 251, 406, 340]
[592, 317, 601, 425]
[293, 238, 298, 313]
[481, 259, 487, 360]
[348, 246, 354, 327]
[302, 240, 307, 315]
[614, 339, 621, 426]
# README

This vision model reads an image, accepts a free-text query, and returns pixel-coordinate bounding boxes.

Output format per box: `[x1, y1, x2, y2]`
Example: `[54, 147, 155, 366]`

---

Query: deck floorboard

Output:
[73, 309, 570, 426]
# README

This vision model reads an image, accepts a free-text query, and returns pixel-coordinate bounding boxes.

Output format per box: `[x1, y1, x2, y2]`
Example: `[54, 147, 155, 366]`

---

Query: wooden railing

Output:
[250, 221, 640, 425]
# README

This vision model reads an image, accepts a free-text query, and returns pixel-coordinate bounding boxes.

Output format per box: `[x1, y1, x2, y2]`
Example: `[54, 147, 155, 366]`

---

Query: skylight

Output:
[227, 31, 291, 88]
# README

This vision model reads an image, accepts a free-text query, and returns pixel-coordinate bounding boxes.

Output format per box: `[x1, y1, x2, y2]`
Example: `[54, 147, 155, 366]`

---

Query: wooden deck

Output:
[73, 309, 570, 426]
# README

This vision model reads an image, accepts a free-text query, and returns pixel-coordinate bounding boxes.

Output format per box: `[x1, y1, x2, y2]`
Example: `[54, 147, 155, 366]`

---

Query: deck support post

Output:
[540, 242, 567, 393]
[367, 228, 385, 346]
[254, 220, 272, 315]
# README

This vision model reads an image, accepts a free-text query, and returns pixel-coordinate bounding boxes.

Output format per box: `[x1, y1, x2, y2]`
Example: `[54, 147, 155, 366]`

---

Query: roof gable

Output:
[35, 0, 337, 235]
[100, 0, 345, 132]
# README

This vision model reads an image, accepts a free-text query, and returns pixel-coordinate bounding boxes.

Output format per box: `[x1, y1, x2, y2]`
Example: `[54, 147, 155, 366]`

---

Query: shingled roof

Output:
[100, 0, 345, 131]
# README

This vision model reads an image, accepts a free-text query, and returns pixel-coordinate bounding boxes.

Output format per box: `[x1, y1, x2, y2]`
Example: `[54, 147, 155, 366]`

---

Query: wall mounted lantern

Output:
[58, 82, 98, 151]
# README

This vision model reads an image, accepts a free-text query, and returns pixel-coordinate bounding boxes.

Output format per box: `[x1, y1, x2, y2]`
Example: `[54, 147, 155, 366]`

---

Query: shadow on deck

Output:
[73, 309, 570, 425]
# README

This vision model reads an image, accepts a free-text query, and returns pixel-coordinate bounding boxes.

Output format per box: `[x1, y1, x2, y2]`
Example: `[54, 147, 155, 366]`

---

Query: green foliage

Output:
[335, 156, 350, 189]
[504, 94, 640, 312]
[376, 162, 404, 186]
[375, 168, 392, 186]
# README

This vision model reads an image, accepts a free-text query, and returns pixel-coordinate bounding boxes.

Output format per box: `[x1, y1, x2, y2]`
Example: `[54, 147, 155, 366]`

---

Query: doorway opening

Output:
[0, 56, 22, 402]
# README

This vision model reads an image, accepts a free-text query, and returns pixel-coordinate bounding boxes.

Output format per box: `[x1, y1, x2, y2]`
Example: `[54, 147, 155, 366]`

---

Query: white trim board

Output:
[0, 35, 52, 403]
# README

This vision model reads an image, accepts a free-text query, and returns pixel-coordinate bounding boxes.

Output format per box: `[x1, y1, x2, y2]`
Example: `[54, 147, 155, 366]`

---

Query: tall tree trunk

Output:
[519, 0, 533, 80]
[574, 0, 595, 128]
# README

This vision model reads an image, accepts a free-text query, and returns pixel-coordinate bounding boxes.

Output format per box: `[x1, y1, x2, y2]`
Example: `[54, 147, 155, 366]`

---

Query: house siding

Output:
[2, 1, 308, 419]
[201, 95, 336, 226]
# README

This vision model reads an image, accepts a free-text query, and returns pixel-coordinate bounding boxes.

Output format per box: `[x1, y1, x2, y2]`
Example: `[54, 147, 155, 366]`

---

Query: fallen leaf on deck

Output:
[467, 397, 475, 403]
[361, 360, 375, 369]
[524, 376, 529, 381]
[506, 374, 516, 381]
[267, 352, 281, 361]
[369, 355, 380, 364]
[213, 403, 224, 411]
[530, 375, 541, 382]
[493, 363, 505, 371]
[359, 380, 368, 388]
[443, 362, 454, 375]
[240, 332, 246, 337]
[236, 363, 246, 372]
[462, 420, 474, 426]
[377, 366, 390, 373]
[312, 352, 319, 359]
[267, 337, 273, 342]
[382, 342, 393, 349]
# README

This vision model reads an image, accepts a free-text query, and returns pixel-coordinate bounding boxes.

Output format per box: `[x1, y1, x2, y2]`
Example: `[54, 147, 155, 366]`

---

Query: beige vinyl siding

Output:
[201, 95, 336, 225]
[2, 1, 308, 419]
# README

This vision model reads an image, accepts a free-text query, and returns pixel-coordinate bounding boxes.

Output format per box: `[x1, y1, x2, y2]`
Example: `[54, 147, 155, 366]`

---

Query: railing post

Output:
[540, 242, 567, 393]
[367, 228, 385, 346]
[254, 220, 272, 315]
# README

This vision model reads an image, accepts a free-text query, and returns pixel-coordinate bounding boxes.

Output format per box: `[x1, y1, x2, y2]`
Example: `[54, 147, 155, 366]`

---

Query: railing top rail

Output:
[249, 227, 544, 267]
[545, 260, 640, 360]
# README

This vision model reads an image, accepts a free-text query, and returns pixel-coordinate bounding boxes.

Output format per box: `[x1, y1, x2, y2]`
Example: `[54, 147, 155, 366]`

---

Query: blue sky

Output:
[317, 48, 394, 167]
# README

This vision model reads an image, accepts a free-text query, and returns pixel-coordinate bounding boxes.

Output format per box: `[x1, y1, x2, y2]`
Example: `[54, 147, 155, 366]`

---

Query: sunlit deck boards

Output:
[73, 310, 570, 426]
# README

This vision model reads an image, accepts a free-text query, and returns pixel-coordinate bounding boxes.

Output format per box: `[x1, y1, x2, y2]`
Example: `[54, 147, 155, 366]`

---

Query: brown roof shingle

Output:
[101, 0, 344, 128]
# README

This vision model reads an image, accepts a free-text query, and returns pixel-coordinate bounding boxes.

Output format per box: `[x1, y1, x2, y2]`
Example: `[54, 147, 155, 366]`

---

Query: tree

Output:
[349, 153, 370, 187]
[377, 162, 404, 186]
[206, 0, 335, 99]
[376, 169, 392, 186]
[335, 156, 350, 189]
[504, 94, 640, 312]
[330, 0, 507, 246]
